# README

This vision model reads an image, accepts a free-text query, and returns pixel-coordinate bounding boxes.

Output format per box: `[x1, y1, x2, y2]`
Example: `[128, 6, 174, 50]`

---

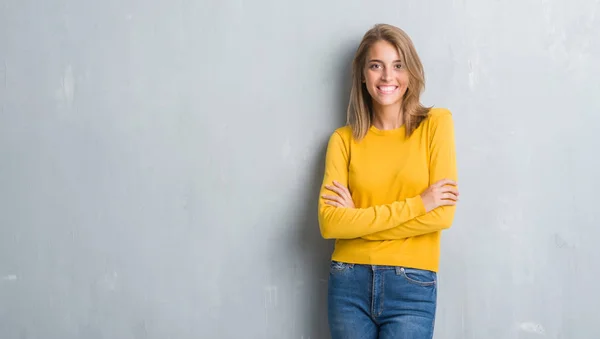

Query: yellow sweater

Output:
[317, 107, 457, 272]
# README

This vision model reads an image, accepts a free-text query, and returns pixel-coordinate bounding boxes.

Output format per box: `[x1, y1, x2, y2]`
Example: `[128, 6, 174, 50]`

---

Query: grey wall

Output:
[1, 0, 599, 338]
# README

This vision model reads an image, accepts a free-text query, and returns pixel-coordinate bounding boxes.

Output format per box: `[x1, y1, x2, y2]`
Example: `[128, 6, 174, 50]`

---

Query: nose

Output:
[381, 67, 392, 81]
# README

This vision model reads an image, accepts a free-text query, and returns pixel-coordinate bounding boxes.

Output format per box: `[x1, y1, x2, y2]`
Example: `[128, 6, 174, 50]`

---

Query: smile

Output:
[377, 86, 398, 94]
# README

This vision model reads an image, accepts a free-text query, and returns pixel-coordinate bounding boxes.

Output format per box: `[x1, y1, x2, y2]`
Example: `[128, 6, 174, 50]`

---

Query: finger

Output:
[326, 183, 350, 202]
[325, 198, 350, 208]
[324, 184, 345, 197]
[322, 194, 344, 205]
[442, 193, 458, 201]
[435, 178, 457, 187]
[325, 200, 342, 207]
[332, 181, 352, 200]
[440, 186, 460, 196]
[437, 198, 457, 206]
[434, 178, 457, 187]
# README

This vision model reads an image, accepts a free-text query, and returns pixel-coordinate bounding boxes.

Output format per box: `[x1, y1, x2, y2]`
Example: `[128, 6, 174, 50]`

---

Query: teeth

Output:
[378, 86, 397, 93]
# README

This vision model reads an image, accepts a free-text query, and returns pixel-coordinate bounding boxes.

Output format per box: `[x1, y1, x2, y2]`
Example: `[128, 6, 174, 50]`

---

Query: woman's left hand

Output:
[322, 181, 355, 208]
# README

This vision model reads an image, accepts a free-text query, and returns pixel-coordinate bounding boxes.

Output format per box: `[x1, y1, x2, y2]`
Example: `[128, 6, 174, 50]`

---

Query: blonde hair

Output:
[347, 23, 431, 140]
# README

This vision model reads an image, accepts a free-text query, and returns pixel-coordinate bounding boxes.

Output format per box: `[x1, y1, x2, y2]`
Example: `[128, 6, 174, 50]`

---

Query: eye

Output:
[369, 64, 381, 69]
[395, 64, 403, 69]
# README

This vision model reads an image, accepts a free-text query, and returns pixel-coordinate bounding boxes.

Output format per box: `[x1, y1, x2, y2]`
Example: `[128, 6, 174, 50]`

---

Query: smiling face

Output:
[347, 24, 427, 139]
[363, 40, 409, 112]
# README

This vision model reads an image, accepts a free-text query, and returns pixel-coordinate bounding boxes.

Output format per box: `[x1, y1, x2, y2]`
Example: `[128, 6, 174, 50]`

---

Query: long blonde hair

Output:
[347, 24, 431, 140]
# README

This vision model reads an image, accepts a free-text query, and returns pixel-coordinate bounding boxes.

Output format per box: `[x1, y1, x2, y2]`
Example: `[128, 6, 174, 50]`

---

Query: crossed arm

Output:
[317, 112, 458, 240]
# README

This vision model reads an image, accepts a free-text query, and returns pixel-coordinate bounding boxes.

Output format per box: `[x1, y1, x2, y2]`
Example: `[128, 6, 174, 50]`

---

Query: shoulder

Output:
[329, 125, 353, 142]
[427, 107, 453, 120]
[331, 125, 352, 136]
[326, 125, 353, 150]
[423, 107, 455, 143]
[425, 107, 454, 129]
[325, 125, 352, 157]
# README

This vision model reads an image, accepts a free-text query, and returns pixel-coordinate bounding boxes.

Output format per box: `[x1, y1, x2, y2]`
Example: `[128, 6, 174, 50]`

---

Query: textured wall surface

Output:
[1, 0, 599, 338]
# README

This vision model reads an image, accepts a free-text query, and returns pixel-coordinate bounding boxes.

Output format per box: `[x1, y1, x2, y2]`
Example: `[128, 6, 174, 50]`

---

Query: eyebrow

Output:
[368, 59, 403, 63]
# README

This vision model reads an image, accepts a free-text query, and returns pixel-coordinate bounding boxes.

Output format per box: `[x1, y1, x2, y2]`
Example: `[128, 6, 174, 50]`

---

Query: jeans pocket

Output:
[330, 260, 354, 274]
[398, 267, 436, 286]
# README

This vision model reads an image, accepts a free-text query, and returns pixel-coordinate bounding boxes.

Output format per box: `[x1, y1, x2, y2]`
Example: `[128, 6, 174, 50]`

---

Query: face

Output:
[363, 40, 409, 109]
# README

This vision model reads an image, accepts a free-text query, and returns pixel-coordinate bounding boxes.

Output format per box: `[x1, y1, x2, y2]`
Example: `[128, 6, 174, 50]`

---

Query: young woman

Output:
[318, 23, 459, 339]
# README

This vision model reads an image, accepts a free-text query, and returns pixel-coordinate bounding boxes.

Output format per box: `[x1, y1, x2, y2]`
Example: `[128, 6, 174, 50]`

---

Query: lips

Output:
[377, 85, 398, 94]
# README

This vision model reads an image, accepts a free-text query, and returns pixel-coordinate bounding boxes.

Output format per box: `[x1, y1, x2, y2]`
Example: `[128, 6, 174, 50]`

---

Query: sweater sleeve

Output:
[361, 110, 458, 240]
[317, 130, 428, 240]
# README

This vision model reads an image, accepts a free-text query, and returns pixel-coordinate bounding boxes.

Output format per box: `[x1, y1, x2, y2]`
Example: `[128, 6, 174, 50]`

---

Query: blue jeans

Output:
[327, 261, 437, 339]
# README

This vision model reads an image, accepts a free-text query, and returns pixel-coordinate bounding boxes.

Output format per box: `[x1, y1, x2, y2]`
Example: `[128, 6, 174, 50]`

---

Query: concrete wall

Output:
[1, 0, 599, 338]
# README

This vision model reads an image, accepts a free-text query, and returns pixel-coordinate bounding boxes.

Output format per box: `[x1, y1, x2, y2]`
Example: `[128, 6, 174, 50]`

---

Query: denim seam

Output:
[330, 261, 354, 273]
[370, 267, 375, 319]
[400, 268, 436, 286]
[378, 270, 384, 317]
[430, 284, 438, 339]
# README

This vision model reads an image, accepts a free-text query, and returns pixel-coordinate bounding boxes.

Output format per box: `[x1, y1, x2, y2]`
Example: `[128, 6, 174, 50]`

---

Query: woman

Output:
[318, 23, 459, 339]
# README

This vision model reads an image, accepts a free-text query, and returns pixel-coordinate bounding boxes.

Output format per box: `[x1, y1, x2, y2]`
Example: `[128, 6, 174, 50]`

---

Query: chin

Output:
[373, 96, 403, 107]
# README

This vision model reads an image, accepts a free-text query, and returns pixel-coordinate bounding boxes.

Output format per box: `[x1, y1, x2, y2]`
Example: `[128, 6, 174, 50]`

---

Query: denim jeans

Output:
[327, 261, 437, 339]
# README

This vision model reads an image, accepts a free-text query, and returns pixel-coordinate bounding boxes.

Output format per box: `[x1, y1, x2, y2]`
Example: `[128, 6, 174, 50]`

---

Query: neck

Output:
[372, 101, 403, 130]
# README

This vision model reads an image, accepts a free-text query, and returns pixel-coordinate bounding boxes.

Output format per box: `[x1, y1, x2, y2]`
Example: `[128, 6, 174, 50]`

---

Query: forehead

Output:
[366, 40, 403, 62]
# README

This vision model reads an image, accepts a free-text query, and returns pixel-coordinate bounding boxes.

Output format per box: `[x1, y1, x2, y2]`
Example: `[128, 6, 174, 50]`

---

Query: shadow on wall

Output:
[290, 40, 356, 338]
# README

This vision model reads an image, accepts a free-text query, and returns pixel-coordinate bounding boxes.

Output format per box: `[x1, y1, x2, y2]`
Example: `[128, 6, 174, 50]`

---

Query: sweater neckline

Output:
[369, 124, 405, 136]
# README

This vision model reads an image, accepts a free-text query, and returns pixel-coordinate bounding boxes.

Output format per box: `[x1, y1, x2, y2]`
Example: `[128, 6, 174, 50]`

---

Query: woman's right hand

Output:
[420, 179, 459, 212]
